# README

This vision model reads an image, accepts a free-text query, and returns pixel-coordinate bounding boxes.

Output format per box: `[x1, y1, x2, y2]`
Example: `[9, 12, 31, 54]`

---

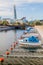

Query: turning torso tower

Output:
[14, 5, 17, 20]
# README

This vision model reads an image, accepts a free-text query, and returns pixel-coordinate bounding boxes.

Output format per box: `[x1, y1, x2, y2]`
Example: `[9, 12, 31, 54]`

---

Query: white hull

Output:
[22, 33, 39, 38]
[18, 40, 42, 48]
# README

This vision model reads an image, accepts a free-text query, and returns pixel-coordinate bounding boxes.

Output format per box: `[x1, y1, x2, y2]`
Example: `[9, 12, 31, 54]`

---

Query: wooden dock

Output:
[0, 45, 43, 65]
[0, 56, 43, 65]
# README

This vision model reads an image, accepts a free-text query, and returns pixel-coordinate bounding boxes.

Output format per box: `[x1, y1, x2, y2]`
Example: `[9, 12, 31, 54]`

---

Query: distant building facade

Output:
[16, 17, 28, 24]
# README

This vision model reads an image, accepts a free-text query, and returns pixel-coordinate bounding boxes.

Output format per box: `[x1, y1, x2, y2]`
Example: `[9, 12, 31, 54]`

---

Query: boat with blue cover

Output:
[18, 36, 42, 48]
[18, 27, 42, 48]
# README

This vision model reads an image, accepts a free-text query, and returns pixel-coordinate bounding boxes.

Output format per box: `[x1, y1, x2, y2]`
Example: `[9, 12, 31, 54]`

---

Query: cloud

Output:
[12, 0, 27, 5]
[27, 0, 43, 3]
[10, 0, 43, 5]
[0, 11, 13, 16]
[0, 0, 27, 7]
[0, 0, 43, 18]
[0, 0, 14, 18]
[0, 0, 43, 7]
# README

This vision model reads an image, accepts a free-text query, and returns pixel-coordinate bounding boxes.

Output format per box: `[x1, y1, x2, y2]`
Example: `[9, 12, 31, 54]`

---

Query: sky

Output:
[0, 0, 43, 20]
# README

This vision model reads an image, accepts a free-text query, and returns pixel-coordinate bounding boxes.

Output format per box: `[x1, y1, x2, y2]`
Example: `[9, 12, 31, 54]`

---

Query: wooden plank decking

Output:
[0, 57, 43, 65]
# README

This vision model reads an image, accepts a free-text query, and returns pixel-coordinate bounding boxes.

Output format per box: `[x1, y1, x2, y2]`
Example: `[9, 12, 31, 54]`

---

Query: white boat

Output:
[24, 27, 37, 34]
[22, 33, 39, 38]
[26, 27, 33, 30]
[18, 36, 42, 48]
[18, 27, 42, 48]
[22, 27, 39, 38]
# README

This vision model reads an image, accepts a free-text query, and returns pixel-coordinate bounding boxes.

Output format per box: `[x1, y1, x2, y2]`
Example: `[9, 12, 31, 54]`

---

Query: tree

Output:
[35, 21, 42, 25]
[0, 20, 3, 25]
[2, 20, 9, 26]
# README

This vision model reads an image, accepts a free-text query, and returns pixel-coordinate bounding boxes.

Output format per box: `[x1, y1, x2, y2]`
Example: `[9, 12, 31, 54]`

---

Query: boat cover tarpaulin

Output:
[28, 36, 39, 43]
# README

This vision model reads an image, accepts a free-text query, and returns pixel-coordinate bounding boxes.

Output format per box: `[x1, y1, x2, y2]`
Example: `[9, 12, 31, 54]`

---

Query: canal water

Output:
[0, 30, 24, 54]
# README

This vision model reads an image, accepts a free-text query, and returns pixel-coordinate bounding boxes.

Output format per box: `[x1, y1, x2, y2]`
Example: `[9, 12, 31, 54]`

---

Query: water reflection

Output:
[0, 30, 24, 54]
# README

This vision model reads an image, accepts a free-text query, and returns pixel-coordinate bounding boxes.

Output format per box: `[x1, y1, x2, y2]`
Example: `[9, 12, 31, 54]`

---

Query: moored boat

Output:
[24, 27, 37, 34]
[18, 36, 42, 48]
[18, 26, 42, 48]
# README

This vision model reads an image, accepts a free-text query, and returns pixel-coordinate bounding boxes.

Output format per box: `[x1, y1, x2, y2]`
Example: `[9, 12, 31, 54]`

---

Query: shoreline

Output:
[0, 26, 15, 31]
[0, 26, 25, 31]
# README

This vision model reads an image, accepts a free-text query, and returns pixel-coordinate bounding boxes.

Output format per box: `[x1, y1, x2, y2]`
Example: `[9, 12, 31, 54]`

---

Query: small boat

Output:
[24, 27, 37, 34]
[22, 33, 39, 38]
[26, 27, 33, 30]
[22, 27, 39, 38]
[18, 27, 42, 48]
[18, 36, 42, 48]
